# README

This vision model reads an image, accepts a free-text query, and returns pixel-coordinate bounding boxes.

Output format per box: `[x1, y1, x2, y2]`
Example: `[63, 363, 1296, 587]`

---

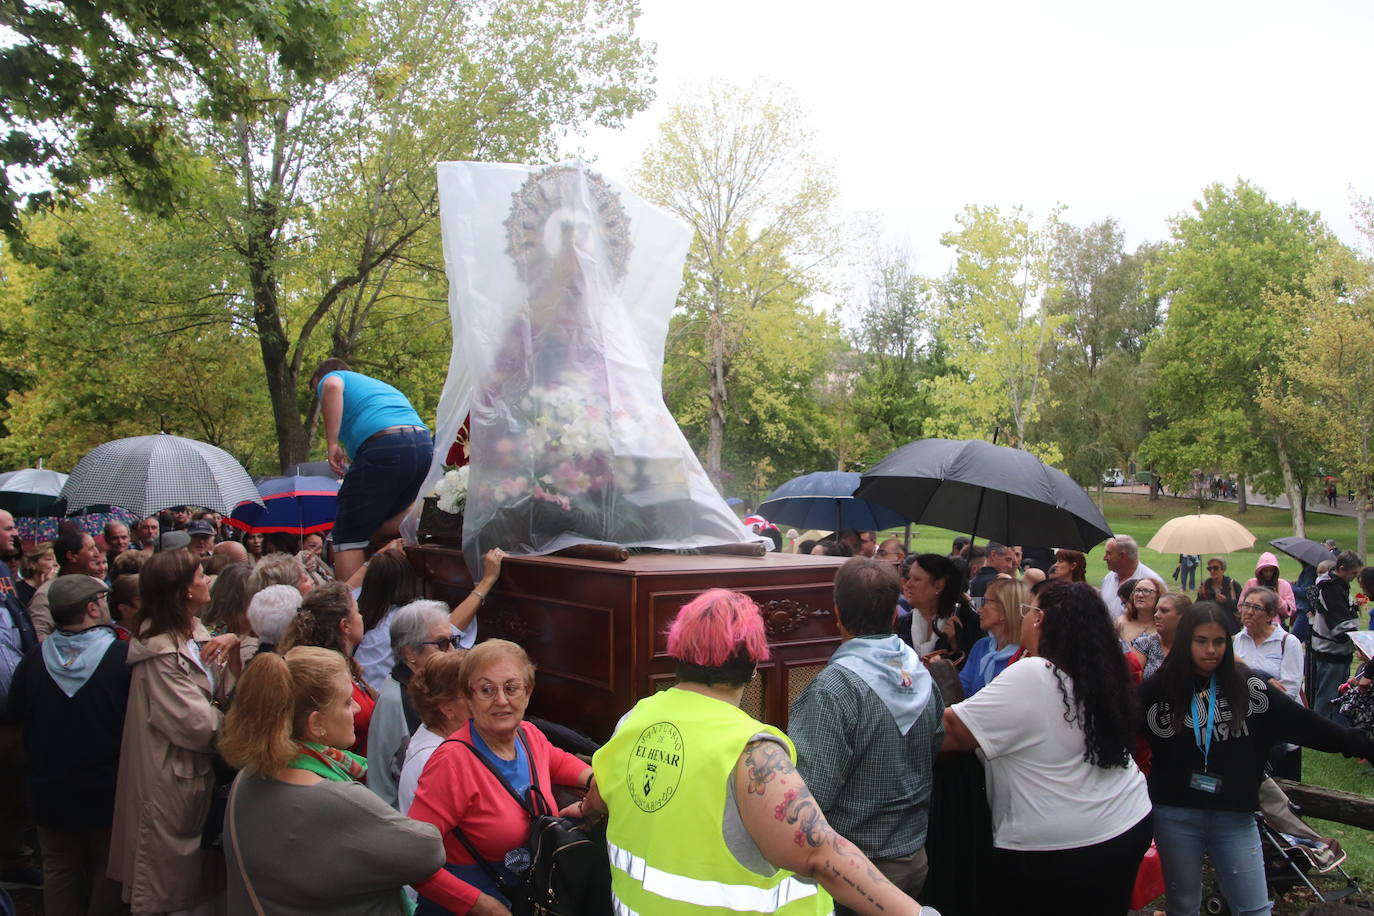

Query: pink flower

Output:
[497, 476, 529, 500]
[533, 485, 571, 511]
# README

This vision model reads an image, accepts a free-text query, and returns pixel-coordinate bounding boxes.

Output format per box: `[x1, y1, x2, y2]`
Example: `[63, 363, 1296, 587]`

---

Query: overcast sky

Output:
[578, 0, 1373, 278]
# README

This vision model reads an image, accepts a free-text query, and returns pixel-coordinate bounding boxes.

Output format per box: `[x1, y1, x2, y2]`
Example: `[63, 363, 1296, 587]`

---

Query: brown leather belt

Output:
[365, 424, 426, 443]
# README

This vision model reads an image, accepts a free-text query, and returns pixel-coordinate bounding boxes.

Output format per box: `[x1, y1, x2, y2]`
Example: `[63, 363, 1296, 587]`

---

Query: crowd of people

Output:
[4, 496, 1374, 915]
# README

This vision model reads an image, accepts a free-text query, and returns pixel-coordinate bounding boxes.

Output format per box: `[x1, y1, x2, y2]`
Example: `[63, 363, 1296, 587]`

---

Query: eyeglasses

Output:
[1132, 588, 1157, 596]
[420, 635, 462, 651]
[1207, 565, 1223, 571]
[1238, 602, 1268, 613]
[472, 680, 527, 701]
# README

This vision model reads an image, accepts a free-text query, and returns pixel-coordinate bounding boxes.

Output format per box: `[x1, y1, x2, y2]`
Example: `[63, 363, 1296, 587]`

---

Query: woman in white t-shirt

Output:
[397, 649, 469, 815]
[942, 580, 1153, 916]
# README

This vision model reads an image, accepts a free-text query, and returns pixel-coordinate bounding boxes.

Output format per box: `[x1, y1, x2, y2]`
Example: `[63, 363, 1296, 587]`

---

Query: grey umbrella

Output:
[854, 437, 1112, 550]
[1270, 536, 1333, 569]
[60, 433, 263, 517]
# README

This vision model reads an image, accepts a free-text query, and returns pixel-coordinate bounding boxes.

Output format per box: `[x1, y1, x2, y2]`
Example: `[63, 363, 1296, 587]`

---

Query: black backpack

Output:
[443, 732, 612, 916]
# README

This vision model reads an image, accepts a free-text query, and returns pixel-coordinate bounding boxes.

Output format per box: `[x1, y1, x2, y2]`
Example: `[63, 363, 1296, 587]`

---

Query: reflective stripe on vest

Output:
[608, 838, 824, 913]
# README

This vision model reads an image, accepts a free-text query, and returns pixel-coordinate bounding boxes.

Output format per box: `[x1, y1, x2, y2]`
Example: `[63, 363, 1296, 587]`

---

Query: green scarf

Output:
[289, 741, 368, 783]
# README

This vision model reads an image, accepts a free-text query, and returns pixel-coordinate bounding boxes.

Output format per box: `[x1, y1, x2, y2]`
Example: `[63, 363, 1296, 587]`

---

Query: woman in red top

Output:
[408, 639, 591, 916]
[278, 581, 377, 757]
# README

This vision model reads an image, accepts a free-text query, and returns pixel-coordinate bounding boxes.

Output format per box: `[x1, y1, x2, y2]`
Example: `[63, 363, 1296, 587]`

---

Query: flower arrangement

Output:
[432, 465, 470, 515]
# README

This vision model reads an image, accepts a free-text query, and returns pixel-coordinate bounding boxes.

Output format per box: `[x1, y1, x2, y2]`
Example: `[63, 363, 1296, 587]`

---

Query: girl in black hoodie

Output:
[1139, 602, 1374, 916]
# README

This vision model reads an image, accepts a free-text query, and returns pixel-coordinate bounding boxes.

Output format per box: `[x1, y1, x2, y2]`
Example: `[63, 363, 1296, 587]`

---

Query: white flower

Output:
[432, 466, 470, 514]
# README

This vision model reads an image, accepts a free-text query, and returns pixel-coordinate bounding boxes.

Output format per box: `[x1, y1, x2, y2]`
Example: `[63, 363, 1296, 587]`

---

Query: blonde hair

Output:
[459, 639, 535, 697]
[218, 647, 349, 774]
[985, 576, 1032, 647]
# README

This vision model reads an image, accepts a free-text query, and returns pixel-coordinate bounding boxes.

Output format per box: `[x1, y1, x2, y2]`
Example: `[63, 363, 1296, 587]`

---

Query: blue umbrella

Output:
[228, 474, 339, 535]
[757, 471, 909, 532]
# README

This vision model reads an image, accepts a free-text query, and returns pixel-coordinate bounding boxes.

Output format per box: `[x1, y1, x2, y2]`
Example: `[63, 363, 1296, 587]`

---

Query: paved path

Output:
[1105, 484, 1364, 520]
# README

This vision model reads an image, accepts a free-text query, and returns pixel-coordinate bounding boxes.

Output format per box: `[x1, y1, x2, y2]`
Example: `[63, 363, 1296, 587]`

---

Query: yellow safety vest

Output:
[592, 688, 834, 916]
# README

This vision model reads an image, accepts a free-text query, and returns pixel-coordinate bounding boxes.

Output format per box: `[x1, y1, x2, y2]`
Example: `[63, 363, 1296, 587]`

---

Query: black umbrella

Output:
[854, 438, 1112, 550]
[1269, 536, 1333, 569]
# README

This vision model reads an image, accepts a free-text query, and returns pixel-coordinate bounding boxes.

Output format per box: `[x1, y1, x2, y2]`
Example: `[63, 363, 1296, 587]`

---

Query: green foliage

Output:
[1259, 240, 1374, 554]
[843, 248, 949, 466]
[0, 195, 276, 471]
[926, 204, 1063, 460]
[1139, 179, 1324, 510]
[0, 0, 361, 243]
[636, 81, 840, 489]
[1032, 220, 1162, 486]
[2, 0, 657, 471]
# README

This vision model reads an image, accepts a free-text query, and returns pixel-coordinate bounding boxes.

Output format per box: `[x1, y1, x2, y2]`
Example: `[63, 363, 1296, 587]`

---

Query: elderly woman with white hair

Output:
[367, 600, 456, 808]
[245, 584, 304, 660]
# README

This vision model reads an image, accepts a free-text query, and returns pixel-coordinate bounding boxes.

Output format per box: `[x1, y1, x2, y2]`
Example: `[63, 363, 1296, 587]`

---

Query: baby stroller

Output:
[1202, 779, 1362, 914]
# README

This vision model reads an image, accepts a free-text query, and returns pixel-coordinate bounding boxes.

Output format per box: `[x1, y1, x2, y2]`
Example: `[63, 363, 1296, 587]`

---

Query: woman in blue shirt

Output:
[959, 576, 1031, 697]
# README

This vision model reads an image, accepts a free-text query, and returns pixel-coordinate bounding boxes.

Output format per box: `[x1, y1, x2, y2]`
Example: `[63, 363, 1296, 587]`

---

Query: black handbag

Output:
[443, 732, 611, 916]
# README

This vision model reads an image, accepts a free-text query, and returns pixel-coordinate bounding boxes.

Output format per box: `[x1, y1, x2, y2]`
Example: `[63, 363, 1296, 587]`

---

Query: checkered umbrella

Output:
[60, 433, 264, 517]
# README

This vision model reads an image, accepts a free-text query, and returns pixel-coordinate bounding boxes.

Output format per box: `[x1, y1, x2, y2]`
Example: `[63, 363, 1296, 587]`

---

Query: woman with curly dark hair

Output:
[1141, 602, 1374, 916]
[942, 580, 1152, 915]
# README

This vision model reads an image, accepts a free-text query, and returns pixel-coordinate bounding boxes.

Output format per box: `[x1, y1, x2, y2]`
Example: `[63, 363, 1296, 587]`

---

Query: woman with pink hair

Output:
[582, 589, 930, 916]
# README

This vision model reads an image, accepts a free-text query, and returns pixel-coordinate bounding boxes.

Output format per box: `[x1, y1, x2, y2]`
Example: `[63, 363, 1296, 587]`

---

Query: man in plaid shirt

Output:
[790, 557, 943, 916]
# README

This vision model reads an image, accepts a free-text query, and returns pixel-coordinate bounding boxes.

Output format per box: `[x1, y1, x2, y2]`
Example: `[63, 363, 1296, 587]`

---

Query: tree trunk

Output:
[705, 313, 727, 488]
[1297, 479, 1308, 529]
[1237, 471, 1248, 513]
[1275, 434, 1305, 537]
[248, 256, 310, 472]
[1360, 486, 1369, 560]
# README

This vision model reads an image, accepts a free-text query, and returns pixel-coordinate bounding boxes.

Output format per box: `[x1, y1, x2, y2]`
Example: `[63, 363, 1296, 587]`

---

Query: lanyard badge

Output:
[1188, 675, 1223, 794]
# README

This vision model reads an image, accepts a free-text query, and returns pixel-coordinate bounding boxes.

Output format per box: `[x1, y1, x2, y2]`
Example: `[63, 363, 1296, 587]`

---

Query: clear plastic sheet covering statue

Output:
[413, 160, 756, 569]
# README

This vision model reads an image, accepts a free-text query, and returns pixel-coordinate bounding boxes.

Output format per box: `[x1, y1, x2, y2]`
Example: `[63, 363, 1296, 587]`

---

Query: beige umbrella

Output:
[1146, 514, 1256, 555]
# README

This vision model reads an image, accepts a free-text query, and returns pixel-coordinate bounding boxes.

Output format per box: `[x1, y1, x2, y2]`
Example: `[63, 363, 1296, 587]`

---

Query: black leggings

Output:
[988, 813, 1153, 916]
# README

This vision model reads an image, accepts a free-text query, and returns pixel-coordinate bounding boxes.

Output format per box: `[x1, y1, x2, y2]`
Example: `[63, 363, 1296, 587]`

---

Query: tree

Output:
[0, 0, 358, 242]
[9, 0, 657, 470]
[1260, 236, 1374, 553]
[1139, 180, 1324, 524]
[1032, 220, 1161, 493]
[925, 204, 1063, 459]
[661, 226, 847, 493]
[634, 80, 840, 487]
[0, 195, 276, 471]
[844, 247, 949, 466]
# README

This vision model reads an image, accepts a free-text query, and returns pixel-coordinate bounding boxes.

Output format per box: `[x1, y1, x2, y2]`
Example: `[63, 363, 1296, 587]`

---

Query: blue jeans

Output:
[1311, 656, 1353, 722]
[1153, 805, 1269, 916]
[333, 427, 433, 550]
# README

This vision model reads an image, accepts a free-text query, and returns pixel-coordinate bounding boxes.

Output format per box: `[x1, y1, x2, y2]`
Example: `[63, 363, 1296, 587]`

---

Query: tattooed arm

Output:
[734, 740, 922, 916]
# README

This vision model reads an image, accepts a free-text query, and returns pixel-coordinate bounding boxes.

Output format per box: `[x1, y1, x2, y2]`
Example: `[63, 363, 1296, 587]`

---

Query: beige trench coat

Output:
[108, 622, 229, 912]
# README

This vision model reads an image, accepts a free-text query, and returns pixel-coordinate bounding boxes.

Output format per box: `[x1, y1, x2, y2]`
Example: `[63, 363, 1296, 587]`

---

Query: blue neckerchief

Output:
[42, 625, 117, 697]
[977, 639, 1020, 692]
[1192, 675, 1218, 771]
[831, 634, 933, 735]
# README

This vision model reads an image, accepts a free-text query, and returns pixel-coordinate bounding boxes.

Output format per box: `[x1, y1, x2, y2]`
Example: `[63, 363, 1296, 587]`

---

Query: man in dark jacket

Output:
[1311, 551, 1362, 721]
[10, 575, 130, 914]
